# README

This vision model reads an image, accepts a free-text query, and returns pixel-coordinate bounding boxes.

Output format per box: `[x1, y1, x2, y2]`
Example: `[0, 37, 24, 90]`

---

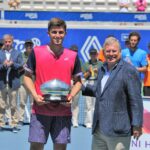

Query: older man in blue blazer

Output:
[83, 37, 143, 150]
[0, 34, 24, 132]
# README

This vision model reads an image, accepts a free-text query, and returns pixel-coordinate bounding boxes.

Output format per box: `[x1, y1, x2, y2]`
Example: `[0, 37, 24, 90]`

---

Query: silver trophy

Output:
[40, 79, 71, 102]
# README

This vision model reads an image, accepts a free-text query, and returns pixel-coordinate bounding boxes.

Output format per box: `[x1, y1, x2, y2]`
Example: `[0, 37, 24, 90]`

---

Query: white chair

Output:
[107, 0, 119, 12]
[44, 0, 57, 10]
[20, 0, 31, 10]
[57, 0, 69, 10]
[69, 0, 82, 11]
[82, 0, 94, 11]
[95, 0, 107, 12]
[32, 0, 44, 10]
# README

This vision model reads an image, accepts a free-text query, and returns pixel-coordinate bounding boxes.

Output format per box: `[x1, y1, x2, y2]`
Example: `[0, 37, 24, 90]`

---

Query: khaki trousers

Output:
[0, 84, 19, 127]
[71, 92, 80, 126]
[84, 80, 95, 127]
[18, 85, 33, 122]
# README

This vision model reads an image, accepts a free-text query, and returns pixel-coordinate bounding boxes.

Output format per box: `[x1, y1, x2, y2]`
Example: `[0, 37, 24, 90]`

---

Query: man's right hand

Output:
[33, 95, 48, 106]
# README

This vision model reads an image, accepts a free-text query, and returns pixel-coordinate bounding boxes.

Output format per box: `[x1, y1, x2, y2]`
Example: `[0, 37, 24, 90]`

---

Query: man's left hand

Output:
[133, 126, 142, 140]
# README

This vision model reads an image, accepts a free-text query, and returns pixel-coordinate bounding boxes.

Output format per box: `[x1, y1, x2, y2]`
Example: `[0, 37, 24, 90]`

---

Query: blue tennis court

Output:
[1, 96, 150, 150]
[0, 125, 92, 150]
[0, 95, 92, 150]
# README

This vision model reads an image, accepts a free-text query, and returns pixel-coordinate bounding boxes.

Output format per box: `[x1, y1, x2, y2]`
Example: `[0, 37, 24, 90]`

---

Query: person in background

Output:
[143, 42, 150, 96]
[134, 0, 147, 12]
[0, 38, 10, 125]
[69, 45, 81, 128]
[82, 37, 143, 150]
[18, 40, 34, 126]
[24, 18, 82, 150]
[0, 34, 24, 132]
[8, 0, 20, 9]
[0, 39, 4, 49]
[119, 0, 130, 12]
[122, 31, 147, 78]
[125, 38, 130, 48]
[98, 48, 105, 62]
[82, 48, 102, 128]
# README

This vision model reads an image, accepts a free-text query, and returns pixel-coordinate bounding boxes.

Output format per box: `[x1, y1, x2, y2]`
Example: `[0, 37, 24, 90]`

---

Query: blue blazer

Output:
[83, 59, 143, 137]
[0, 49, 24, 90]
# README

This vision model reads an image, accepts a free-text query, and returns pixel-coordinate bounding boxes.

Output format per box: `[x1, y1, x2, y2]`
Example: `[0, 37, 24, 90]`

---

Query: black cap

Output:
[24, 40, 33, 46]
[89, 48, 97, 54]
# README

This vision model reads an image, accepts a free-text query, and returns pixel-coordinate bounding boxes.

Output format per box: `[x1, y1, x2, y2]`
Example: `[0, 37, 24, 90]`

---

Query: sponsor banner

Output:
[3, 11, 150, 22]
[130, 134, 150, 150]
[130, 98, 150, 150]
[0, 27, 149, 62]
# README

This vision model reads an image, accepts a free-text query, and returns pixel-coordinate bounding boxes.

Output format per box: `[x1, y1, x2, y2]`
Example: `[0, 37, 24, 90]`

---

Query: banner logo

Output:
[80, 36, 102, 62]
[14, 37, 41, 52]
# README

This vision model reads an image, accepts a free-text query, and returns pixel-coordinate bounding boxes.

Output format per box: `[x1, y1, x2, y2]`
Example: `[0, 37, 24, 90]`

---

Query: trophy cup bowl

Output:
[40, 79, 71, 102]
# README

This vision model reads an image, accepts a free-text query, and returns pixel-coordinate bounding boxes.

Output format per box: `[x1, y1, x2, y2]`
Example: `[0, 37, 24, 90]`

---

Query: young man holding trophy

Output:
[24, 18, 82, 150]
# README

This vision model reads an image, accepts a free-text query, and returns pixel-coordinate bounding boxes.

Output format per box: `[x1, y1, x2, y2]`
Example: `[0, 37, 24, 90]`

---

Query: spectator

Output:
[0, 34, 24, 132]
[0, 39, 4, 49]
[134, 0, 147, 12]
[23, 18, 82, 150]
[125, 38, 130, 48]
[122, 31, 148, 78]
[82, 37, 143, 150]
[143, 43, 150, 96]
[8, 0, 20, 9]
[98, 48, 105, 62]
[119, 0, 130, 12]
[18, 40, 34, 125]
[0, 39, 11, 125]
[69, 45, 81, 128]
[82, 48, 103, 128]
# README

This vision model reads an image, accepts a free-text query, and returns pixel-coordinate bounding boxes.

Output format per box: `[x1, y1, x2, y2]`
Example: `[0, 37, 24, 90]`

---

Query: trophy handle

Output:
[43, 94, 67, 102]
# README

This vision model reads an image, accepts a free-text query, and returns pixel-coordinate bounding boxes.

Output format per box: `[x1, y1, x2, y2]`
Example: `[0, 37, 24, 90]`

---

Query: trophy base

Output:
[43, 94, 67, 102]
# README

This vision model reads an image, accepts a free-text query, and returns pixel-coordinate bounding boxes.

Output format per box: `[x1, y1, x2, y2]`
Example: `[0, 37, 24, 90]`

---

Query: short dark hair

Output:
[128, 32, 141, 42]
[48, 18, 67, 32]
